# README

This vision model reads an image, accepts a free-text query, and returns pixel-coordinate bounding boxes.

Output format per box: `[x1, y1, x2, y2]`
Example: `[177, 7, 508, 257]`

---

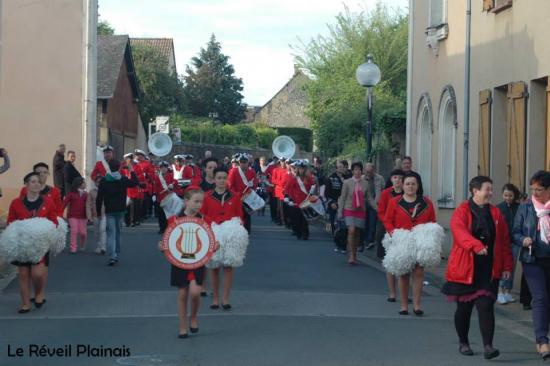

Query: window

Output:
[0, 0, 3, 89]
[416, 94, 433, 196]
[483, 0, 513, 13]
[429, 0, 447, 28]
[437, 86, 457, 208]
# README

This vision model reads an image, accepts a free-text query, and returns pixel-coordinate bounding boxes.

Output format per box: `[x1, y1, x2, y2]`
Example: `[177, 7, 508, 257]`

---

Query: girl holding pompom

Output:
[200, 167, 245, 311]
[159, 186, 218, 338]
[383, 173, 436, 316]
[7, 172, 58, 313]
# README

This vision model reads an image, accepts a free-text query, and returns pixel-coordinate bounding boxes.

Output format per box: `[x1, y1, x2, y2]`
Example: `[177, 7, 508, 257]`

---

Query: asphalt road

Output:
[0, 214, 544, 366]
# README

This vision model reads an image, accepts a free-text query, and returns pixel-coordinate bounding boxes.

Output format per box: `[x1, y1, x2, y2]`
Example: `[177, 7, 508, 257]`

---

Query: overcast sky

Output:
[98, 0, 408, 106]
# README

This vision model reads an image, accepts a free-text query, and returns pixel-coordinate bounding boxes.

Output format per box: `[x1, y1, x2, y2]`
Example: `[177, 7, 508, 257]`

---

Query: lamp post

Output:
[356, 54, 381, 162]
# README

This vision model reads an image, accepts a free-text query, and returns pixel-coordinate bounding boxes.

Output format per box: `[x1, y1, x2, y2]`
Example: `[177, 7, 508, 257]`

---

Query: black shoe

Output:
[18, 307, 31, 314]
[108, 259, 118, 266]
[190, 327, 199, 334]
[387, 297, 396, 303]
[483, 346, 500, 360]
[34, 299, 46, 308]
[398, 310, 409, 315]
[178, 333, 188, 339]
[413, 309, 423, 316]
[100, 249, 106, 255]
[459, 343, 474, 356]
[542, 351, 550, 361]
[200, 291, 207, 297]
[222, 303, 232, 310]
[210, 304, 220, 310]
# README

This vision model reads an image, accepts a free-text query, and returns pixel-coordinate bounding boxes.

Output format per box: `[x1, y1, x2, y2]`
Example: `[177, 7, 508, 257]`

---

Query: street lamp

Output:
[356, 54, 381, 162]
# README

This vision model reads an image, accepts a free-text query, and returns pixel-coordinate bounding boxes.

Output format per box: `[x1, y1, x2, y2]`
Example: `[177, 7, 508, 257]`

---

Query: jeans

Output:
[523, 258, 550, 344]
[106, 212, 123, 261]
[499, 243, 520, 290]
[364, 205, 377, 244]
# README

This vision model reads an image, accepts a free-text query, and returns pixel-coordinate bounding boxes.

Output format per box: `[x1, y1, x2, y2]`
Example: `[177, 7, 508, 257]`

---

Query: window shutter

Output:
[483, 0, 494, 11]
[546, 80, 550, 170]
[506, 81, 527, 193]
[478, 90, 491, 176]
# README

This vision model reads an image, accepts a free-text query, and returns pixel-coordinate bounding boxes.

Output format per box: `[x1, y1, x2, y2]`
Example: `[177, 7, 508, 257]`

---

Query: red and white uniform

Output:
[286, 174, 314, 206]
[182, 164, 202, 186]
[228, 166, 257, 195]
[20, 185, 63, 217]
[200, 190, 244, 225]
[172, 164, 185, 180]
[8, 196, 59, 225]
[122, 165, 143, 200]
[153, 171, 181, 203]
[383, 196, 436, 233]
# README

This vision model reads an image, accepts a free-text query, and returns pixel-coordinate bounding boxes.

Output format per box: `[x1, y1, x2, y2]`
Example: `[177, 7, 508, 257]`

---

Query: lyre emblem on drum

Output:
[175, 227, 203, 259]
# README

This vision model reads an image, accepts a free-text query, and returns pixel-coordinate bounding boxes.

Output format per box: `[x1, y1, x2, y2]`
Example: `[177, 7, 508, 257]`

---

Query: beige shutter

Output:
[507, 81, 527, 193]
[483, 0, 494, 11]
[479, 90, 491, 176]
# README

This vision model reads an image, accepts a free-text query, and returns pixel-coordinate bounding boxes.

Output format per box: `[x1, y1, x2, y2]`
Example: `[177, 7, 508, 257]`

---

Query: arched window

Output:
[416, 94, 433, 196]
[438, 86, 457, 208]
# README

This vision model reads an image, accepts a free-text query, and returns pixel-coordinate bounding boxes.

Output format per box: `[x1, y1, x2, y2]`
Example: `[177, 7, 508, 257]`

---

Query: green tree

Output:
[183, 34, 245, 124]
[293, 4, 408, 158]
[97, 20, 115, 35]
[132, 43, 186, 132]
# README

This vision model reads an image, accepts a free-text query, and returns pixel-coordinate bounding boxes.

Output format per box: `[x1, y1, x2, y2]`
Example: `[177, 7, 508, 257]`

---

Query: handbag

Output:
[520, 244, 536, 264]
[333, 219, 347, 250]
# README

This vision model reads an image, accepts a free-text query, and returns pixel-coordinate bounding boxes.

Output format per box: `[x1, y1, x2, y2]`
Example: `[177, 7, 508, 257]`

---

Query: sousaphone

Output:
[148, 132, 173, 157]
[272, 135, 296, 159]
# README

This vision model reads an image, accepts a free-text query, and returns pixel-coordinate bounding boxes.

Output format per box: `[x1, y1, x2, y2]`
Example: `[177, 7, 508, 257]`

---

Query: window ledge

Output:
[490, 1, 512, 14]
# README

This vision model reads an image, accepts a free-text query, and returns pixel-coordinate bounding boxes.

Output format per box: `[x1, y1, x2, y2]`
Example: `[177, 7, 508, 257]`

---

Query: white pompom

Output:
[382, 229, 416, 276]
[412, 222, 444, 268]
[0, 218, 56, 263]
[207, 217, 249, 268]
[50, 217, 68, 256]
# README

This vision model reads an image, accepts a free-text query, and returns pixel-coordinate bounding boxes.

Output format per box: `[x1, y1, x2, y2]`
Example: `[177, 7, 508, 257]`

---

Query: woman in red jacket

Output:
[287, 161, 315, 240]
[201, 167, 244, 310]
[377, 169, 404, 302]
[383, 173, 435, 315]
[442, 176, 513, 359]
[8, 172, 58, 313]
[20, 162, 63, 217]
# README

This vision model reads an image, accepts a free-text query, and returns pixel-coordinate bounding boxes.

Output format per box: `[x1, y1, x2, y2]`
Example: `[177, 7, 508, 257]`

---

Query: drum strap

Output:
[101, 159, 111, 175]
[158, 171, 168, 191]
[296, 176, 308, 195]
[238, 167, 252, 193]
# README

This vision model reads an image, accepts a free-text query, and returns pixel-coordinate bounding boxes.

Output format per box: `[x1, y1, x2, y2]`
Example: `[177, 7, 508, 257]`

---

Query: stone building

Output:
[256, 68, 310, 129]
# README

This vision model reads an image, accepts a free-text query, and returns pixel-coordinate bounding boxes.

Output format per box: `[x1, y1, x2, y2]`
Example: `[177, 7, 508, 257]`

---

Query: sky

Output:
[98, 0, 408, 106]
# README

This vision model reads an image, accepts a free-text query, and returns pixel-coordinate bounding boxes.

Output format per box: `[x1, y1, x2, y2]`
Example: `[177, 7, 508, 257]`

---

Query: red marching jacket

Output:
[228, 167, 256, 195]
[153, 171, 181, 203]
[287, 175, 314, 205]
[383, 195, 436, 233]
[121, 166, 143, 200]
[20, 186, 64, 217]
[446, 201, 514, 285]
[200, 190, 244, 225]
[8, 196, 59, 225]
[377, 187, 403, 221]
[182, 165, 203, 187]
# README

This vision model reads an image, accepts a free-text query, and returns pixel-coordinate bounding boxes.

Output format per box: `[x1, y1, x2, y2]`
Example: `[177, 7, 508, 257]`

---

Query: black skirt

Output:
[170, 265, 205, 288]
[11, 251, 50, 268]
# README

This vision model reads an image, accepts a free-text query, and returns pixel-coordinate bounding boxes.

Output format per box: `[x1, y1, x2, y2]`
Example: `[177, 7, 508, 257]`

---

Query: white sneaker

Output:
[504, 293, 516, 303]
[497, 293, 508, 305]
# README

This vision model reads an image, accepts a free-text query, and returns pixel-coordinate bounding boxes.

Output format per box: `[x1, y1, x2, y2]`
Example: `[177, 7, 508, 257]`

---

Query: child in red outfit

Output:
[64, 177, 89, 253]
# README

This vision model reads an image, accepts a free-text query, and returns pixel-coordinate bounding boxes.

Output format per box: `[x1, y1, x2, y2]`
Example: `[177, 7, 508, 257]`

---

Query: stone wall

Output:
[257, 71, 310, 129]
[170, 141, 312, 162]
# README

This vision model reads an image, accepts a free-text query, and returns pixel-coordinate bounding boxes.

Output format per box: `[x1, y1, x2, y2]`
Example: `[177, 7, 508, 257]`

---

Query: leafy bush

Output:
[276, 127, 313, 152]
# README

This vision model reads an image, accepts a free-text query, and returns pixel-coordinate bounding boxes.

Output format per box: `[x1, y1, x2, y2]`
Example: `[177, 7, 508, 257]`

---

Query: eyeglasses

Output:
[530, 188, 547, 193]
